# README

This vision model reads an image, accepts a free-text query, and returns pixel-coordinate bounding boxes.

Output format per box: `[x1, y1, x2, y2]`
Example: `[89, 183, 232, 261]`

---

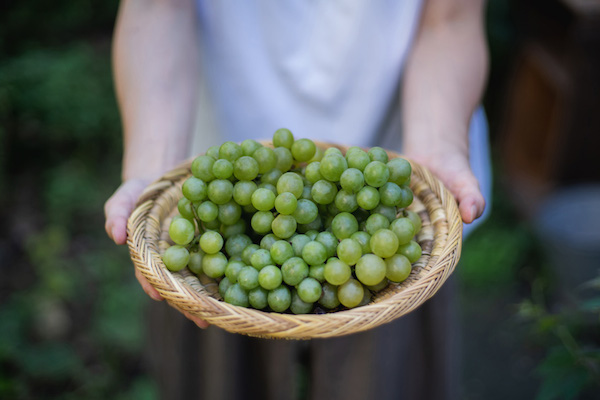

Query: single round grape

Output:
[291, 234, 311, 257]
[251, 188, 276, 211]
[241, 139, 263, 156]
[238, 266, 260, 290]
[191, 155, 215, 182]
[251, 211, 274, 235]
[379, 182, 402, 207]
[373, 204, 397, 222]
[273, 128, 294, 149]
[276, 172, 304, 199]
[199, 230, 224, 254]
[258, 265, 283, 290]
[202, 252, 228, 278]
[345, 149, 371, 172]
[350, 231, 372, 254]
[300, 184, 313, 200]
[397, 185, 414, 209]
[169, 218, 195, 245]
[345, 146, 363, 156]
[253, 146, 277, 174]
[232, 180, 257, 206]
[221, 219, 246, 239]
[218, 201, 242, 225]
[292, 199, 318, 225]
[248, 287, 268, 309]
[196, 201, 217, 222]
[206, 145, 220, 160]
[258, 182, 278, 196]
[271, 214, 297, 239]
[219, 141, 243, 162]
[187, 250, 204, 274]
[316, 231, 339, 258]
[207, 179, 234, 205]
[387, 157, 411, 186]
[202, 218, 220, 231]
[224, 283, 249, 307]
[212, 158, 234, 180]
[309, 264, 326, 282]
[356, 186, 380, 210]
[291, 138, 316, 162]
[390, 217, 416, 245]
[323, 147, 343, 157]
[358, 287, 372, 307]
[319, 282, 340, 309]
[298, 215, 322, 233]
[385, 254, 412, 282]
[365, 213, 391, 235]
[355, 254, 387, 286]
[233, 156, 259, 181]
[270, 240, 295, 265]
[311, 180, 338, 205]
[162, 245, 190, 271]
[331, 212, 359, 240]
[177, 198, 195, 220]
[225, 233, 252, 258]
[334, 189, 358, 213]
[281, 257, 309, 286]
[182, 177, 208, 202]
[368, 147, 389, 163]
[268, 285, 292, 312]
[274, 147, 294, 172]
[301, 241, 328, 266]
[274, 192, 298, 215]
[403, 210, 422, 234]
[338, 278, 364, 308]
[250, 248, 274, 271]
[337, 238, 362, 265]
[363, 161, 390, 188]
[297, 277, 322, 303]
[305, 161, 323, 184]
[370, 229, 399, 258]
[225, 259, 245, 283]
[319, 154, 348, 182]
[339, 168, 365, 194]
[307, 146, 324, 163]
[323, 257, 351, 286]
[290, 290, 314, 314]
[304, 230, 319, 241]
[219, 277, 233, 298]
[367, 278, 389, 293]
[241, 244, 260, 265]
[260, 233, 279, 251]
[396, 240, 422, 264]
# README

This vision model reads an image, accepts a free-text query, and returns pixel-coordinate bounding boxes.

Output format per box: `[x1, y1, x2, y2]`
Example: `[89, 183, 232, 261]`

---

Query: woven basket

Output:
[127, 141, 462, 340]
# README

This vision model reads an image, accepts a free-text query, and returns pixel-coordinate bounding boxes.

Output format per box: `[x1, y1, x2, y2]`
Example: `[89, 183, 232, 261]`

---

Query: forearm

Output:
[113, 0, 200, 182]
[402, 0, 488, 159]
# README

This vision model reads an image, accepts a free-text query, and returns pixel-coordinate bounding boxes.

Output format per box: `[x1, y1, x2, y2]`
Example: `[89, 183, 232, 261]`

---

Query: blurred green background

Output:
[1, 1, 598, 399]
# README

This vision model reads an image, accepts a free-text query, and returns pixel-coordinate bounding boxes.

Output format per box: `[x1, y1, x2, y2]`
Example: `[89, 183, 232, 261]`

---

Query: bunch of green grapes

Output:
[162, 128, 422, 314]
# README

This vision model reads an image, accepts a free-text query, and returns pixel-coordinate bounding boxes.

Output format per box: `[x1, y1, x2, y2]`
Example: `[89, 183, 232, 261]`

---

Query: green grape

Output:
[397, 185, 414, 209]
[390, 217, 416, 245]
[219, 277, 233, 298]
[199, 231, 224, 254]
[301, 241, 328, 266]
[385, 254, 412, 283]
[397, 240, 422, 264]
[251, 211, 274, 235]
[196, 201, 218, 222]
[345, 146, 363, 156]
[331, 212, 359, 240]
[363, 161, 390, 188]
[220, 219, 246, 239]
[291, 138, 317, 162]
[250, 248, 274, 271]
[298, 215, 322, 233]
[358, 287, 372, 307]
[271, 214, 297, 239]
[219, 141, 243, 162]
[273, 128, 295, 149]
[319, 282, 340, 309]
[336, 238, 362, 266]
[274, 147, 294, 172]
[403, 210, 422, 234]
[212, 158, 234, 180]
[187, 250, 204, 274]
[291, 234, 311, 257]
[305, 161, 323, 184]
[202, 252, 228, 278]
[300, 185, 313, 201]
[292, 199, 318, 224]
[162, 245, 190, 272]
[337, 278, 364, 308]
[238, 266, 260, 290]
[178, 198, 195, 220]
[368, 147, 389, 163]
[225, 259, 245, 283]
[274, 192, 298, 215]
[258, 182, 278, 196]
[324, 147, 343, 157]
[281, 257, 309, 286]
[365, 213, 390, 235]
[373, 204, 397, 222]
[218, 201, 242, 225]
[232, 180, 257, 206]
[253, 147, 277, 174]
[340, 168, 365, 193]
[355, 254, 387, 286]
[307, 146, 324, 163]
[387, 158, 411, 186]
[251, 187, 276, 211]
[233, 156, 259, 181]
[224, 283, 249, 307]
[351, 231, 372, 254]
[268, 285, 292, 312]
[356, 186, 380, 210]
[305, 230, 319, 241]
[316, 231, 338, 258]
[297, 277, 322, 303]
[319, 154, 348, 182]
[202, 218, 220, 231]
[309, 264, 326, 282]
[311, 180, 338, 204]
[248, 287, 268, 309]
[169, 218, 195, 245]
[206, 145, 220, 160]
[334, 189, 358, 213]
[182, 177, 208, 203]
[258, 265, 283, 290]
[224, 233, 252, 257]
[261, 168, 283, 187]
[345, 149, 371, 172]
[276, 172, 304, 198]
[191, 155, 215, 182]
[207, 179, 234, 205]
[270, 240, 295, 265]
[323, 257, 351, 286]
[241, 139, 263, 156]
[290, 290, 314, 314]
[241, 244, 260, 265]
[260, 233, 280, 250]
[370, 229, 399, 258]
[379, 182, 402, 207]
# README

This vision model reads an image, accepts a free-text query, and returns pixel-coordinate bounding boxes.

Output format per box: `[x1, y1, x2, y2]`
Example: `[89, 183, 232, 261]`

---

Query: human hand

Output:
[104, 178, 210, 329]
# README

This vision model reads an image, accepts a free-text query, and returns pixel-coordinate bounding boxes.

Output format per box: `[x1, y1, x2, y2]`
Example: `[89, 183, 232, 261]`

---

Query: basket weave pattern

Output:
[127, 142, 462, 339]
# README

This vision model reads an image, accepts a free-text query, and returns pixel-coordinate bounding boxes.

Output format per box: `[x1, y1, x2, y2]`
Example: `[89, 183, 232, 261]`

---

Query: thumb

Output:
[104, 179, 149, 245]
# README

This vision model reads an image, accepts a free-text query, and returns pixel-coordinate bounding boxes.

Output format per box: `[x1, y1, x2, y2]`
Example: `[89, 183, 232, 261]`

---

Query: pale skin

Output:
[104, 0, 488, 329]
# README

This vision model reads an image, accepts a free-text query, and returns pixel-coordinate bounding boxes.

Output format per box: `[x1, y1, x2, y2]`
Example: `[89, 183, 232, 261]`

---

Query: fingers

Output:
[182, 311, 211, 329]
[104, 179, 148, 245]
[135, 268, 164, 301]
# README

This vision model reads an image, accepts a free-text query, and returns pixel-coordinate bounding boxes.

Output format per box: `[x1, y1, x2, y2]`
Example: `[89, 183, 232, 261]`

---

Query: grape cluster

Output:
[162, 129, 422, 314]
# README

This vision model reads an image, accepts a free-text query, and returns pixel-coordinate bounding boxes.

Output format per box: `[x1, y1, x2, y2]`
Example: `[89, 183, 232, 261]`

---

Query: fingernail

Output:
[150, 292, 163, 301]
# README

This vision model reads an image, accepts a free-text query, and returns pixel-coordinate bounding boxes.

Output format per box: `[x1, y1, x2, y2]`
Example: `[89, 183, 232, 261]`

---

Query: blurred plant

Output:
[517, 276, 600, 400]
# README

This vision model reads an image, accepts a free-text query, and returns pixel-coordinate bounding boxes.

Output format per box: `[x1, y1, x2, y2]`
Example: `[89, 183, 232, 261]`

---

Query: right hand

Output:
[104, 178, 210, 329]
